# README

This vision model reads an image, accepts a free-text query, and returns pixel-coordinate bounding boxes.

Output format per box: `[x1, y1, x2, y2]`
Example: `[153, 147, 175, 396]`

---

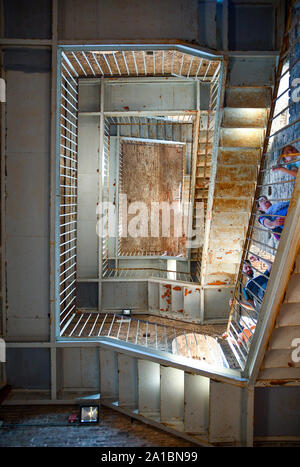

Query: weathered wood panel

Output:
[119, 141, 186, 256]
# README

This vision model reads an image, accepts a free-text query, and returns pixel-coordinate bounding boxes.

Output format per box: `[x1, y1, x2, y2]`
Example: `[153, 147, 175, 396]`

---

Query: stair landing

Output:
[61, 311, 240, 369]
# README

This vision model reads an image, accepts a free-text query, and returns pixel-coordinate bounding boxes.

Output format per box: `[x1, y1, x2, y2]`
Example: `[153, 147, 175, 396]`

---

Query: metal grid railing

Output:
[224, 8, 300, 369]
[59, 53, 79, 335]
[64, 48, 221, 81]
[193, 62, 222, 276]
[101, 116, 197, 281]
[61, 312, 229, 368]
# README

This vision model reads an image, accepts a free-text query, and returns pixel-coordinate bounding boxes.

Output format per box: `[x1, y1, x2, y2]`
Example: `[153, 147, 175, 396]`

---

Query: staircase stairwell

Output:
[201, 86, 271, 286]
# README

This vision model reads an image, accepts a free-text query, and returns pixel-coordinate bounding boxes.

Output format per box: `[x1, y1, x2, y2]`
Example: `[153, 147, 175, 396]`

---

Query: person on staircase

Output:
[272, 144, 300, 178]
[222, 255, 272, 346]
[257, 195, 289, 242]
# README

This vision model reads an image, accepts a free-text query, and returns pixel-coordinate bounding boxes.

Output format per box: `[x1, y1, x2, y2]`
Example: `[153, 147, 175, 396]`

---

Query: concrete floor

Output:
[0, 404, 197, 447]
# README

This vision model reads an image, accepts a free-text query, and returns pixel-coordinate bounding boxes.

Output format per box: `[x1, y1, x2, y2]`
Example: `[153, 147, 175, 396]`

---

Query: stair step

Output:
[197, 159, 212, 167]
[220, 128, 264, 148]
[196, 167, 211, 177]
[285, 273, 300, 302]
[218, 148, 261, 166]
[222, 108, 268, 129]
[275, 303, 300, 327]
[269, 326, 300, 350]
[215, 165, 258, 182]
[213, 197, 252, 213]
[214, 181, 256, 197]
[198, 130, 211, 142]
[197, 153, 212, 159]
[198, 143, 213, 152]
[258, 367, 300, 381]
[261, 349, 300, 369]
[225, 86, 271, 108]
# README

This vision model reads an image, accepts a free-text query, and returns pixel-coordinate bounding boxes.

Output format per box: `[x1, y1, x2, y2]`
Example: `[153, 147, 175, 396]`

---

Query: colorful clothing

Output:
[243, 269, 270, 310]
[286, 159, 300, 171]
[258, 201, 290, 241]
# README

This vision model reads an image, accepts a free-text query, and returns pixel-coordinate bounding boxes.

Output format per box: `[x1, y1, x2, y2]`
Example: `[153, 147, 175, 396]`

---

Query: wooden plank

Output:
[216, 165, 257, 183]
[119, 140, 186, 256]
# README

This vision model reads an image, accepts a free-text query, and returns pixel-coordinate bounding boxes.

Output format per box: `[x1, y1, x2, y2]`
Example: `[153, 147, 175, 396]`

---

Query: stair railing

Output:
[224, 5, 300, 369]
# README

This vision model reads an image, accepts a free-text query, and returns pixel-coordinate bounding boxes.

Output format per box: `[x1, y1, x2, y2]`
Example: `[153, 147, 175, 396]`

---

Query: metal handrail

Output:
[61, 311, 229, 368]
[224, 5, 298, 369]
[58, 53, 79, 335]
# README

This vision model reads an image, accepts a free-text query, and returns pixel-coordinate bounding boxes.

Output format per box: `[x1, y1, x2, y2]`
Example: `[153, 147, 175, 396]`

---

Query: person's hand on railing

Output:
[272, 165, 298, 177]
[262, 216, 285, 229]
[273, 216, 285, 227]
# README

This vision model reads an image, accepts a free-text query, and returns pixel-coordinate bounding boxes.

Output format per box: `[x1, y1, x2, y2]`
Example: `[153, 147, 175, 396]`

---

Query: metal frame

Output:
[53, 45, 224, 332]
[56, 48, 79, 339]
[98, 104, 198, 281]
